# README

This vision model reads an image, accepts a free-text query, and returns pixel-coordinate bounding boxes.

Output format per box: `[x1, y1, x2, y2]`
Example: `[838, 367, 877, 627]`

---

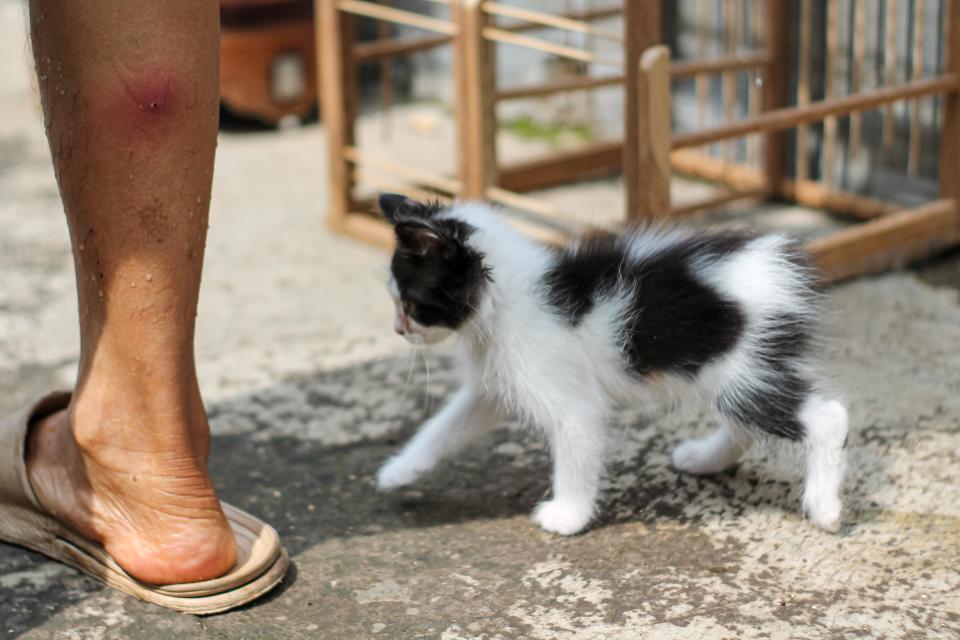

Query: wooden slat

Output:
[696, 0, 710, 128]
[534, 5, 621, 25]
[671, 149, 902, 219]
[624, 0, 661, 219]
[344, 146, 462, 194]
[354, 34, 451, 61]
[721, 0, 740, 161]
[670, 51, 771, 77]
[353, 173, 453, 204]
[498, 140, 623, 192]
[494, 53, 771, 102]
[746, 0, 763, 166]
[351, 5, 621, 62]
[849, 0, 867, 158]
[481, 26, 620, 67]
[822, 0, 840, 188]
[943, 0, 960, 240]
[672, 74, 960, 149]
[334, 212, 396, 249]
[336, 0, 457, 34]
[377, 1, 395, 138]
[636, 45, 672, 218]
[781, 179, 897, 219]
[671, 149, 768, 191]
[796, 0, 813, 181]
[764, 0, 790, 193]
[807, 199, 958, 283]
[317, 0, 356, 229]
[883, 0, 898, 147]
[481, 1, 621, 41]
[908, 0, 926, 176]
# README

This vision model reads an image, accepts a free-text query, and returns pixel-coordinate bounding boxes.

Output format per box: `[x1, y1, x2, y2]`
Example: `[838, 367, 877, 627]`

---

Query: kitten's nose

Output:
[394, 315, 407, 335]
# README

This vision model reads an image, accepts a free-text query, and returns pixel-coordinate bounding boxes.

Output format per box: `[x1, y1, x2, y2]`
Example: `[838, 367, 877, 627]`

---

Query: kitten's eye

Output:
[404, 301, 417, 315]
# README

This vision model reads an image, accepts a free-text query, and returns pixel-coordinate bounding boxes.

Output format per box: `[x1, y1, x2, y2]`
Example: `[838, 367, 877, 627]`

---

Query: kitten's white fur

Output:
[379, 203, 848, 535]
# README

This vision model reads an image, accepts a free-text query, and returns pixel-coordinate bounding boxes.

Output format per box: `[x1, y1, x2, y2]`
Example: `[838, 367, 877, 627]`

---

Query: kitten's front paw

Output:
[533, 500, 594, 536]
[376, 457, 423, 491]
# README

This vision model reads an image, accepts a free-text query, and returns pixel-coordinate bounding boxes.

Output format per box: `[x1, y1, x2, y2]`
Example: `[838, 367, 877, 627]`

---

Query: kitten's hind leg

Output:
[715, 382, 849, 531]
[672, 423, 752, 475]
[800, 394, 848, 532]
[377, 386, 498, 490]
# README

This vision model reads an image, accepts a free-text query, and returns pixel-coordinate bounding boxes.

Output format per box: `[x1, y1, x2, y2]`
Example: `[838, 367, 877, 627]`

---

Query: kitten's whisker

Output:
[423, 351, 434, 416]
[401, 345, 418, 401]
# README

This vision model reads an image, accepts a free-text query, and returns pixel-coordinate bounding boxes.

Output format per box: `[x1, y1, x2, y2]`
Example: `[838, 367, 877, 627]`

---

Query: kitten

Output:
[376, 193, 848, 535]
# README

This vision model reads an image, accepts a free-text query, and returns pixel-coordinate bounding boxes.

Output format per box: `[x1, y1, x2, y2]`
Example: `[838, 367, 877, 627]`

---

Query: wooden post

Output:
[722, 0, 741, 162]
[795, 0, 812, 182]
[456, 0, 497, 199]
[697, 0, 710, 128]
[907, 0, 925, 176]
[882, 0, 898, 147]
[943, 0, 960, 239]
[822, 0, 839, 188]
[763, 0, 790, 195]
[377, 1, 395, 139]
[637, 45, 672, 217]
[624, 0, 662, 219]
[317, 0, 357, 229]
[849, 0, 866, 159]
[747, 0, 763, 166]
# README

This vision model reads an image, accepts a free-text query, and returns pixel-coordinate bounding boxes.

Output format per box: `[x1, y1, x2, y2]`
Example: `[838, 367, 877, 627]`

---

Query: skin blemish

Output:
[130, 81, 171, 114]
[115, 62, 175, 115]
[98, 64, 185, 146]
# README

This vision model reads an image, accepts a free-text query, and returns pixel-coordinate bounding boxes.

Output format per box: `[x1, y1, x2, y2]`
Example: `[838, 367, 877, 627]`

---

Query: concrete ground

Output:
[2, 4, 960, 639]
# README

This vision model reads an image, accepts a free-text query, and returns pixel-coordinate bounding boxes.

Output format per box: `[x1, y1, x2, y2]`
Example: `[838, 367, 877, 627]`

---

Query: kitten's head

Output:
[380, 194, 490, 345]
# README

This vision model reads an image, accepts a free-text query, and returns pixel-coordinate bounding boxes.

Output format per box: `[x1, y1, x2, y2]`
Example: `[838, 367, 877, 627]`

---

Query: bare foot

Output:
[25, 375, 237, 585]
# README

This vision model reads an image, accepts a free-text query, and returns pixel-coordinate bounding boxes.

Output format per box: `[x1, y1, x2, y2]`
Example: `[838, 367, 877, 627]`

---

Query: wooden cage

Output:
[317, 0, 960, 283]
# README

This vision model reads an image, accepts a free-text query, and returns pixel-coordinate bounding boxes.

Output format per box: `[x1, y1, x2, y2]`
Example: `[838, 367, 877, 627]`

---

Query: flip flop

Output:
[0, 391, 289, 615]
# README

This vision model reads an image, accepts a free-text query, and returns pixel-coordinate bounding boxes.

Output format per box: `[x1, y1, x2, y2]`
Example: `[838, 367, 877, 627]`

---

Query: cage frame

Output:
[317, 0, 960, 283]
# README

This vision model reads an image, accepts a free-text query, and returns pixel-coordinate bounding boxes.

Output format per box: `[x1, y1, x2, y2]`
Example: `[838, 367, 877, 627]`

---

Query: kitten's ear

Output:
[379, 193, 420, 224]
[395, 221, 454, 259]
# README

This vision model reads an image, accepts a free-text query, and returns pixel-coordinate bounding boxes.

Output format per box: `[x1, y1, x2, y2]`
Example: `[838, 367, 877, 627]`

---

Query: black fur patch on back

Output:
[542, 230, 751, 377]
[541, 233, 629, 323]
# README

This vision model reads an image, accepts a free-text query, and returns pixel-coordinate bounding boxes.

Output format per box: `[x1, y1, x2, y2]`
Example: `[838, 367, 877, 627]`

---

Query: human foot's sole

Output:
[0, 392, 288, 615]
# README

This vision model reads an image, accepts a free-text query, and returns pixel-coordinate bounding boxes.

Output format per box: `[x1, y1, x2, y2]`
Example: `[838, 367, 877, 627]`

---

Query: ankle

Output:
[69, 368, 210, 463]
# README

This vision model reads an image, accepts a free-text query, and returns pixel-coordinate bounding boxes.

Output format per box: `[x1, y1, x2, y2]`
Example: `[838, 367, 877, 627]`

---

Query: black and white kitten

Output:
[376, 194, 848, 535]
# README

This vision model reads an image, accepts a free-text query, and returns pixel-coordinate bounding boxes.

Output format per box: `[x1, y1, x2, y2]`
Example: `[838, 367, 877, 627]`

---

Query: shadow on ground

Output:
[3, 330, 959, 638]
[1, 351, 810, 637]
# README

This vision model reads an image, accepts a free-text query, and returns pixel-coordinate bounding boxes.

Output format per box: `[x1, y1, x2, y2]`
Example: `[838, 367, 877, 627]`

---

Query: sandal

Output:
[0, 392, 288, 615]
